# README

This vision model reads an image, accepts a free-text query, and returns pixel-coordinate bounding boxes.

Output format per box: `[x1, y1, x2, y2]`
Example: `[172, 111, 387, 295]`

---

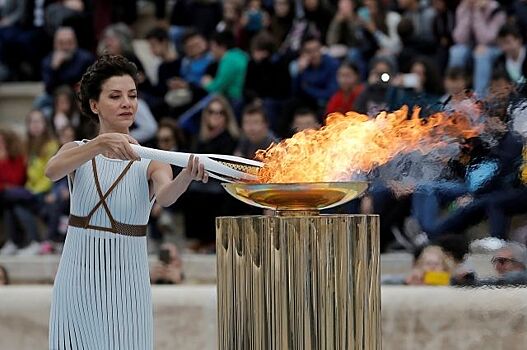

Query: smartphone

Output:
[357, 7, 370, 22]
[159, 248, 171, 265]
[401, 73, 420, 89]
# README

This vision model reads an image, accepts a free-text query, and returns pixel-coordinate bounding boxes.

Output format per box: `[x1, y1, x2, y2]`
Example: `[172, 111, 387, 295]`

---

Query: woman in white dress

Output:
[45, 55, 208, 349]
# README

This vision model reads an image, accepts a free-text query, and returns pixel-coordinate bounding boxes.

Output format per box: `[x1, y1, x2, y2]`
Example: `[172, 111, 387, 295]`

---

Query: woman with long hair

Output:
[45, 55, 207, 349]
[182, 95, 239, 252]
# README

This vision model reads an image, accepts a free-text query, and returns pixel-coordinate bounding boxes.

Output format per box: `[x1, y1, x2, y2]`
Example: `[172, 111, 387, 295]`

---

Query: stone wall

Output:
[1, 285, 526, 350]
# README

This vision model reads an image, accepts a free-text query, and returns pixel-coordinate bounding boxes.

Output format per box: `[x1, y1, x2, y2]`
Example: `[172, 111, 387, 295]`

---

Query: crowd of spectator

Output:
[1, 0, 527, 260]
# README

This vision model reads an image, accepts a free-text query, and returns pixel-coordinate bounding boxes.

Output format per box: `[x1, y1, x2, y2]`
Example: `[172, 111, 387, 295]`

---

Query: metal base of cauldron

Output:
[216, 214, 381, 350]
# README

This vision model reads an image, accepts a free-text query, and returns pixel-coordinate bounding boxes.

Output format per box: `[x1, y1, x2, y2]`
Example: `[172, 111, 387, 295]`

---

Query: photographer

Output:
[150, 242, 185, 284]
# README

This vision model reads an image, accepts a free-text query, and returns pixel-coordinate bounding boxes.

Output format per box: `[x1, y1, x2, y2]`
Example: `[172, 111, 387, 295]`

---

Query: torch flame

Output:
[255, 106, 481, 183]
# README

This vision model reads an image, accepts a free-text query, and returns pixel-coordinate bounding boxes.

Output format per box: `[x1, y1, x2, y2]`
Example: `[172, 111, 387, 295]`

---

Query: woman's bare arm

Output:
[148, 155, 208, 207]
[45, 133, 140, 181]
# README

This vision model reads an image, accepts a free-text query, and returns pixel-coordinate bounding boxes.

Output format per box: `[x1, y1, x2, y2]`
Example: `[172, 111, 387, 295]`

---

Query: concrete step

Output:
[0, 252, 497, 284]
[0, 82, 44, 133]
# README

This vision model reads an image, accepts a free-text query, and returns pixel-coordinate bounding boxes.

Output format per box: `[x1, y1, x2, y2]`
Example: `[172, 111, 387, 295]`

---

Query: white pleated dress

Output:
[49, 142, 154, 350]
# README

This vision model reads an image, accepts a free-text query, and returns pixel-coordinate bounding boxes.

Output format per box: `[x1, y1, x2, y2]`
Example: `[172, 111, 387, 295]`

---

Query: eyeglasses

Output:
[491, 256, 519, 265]
[207, 108, 225, 116]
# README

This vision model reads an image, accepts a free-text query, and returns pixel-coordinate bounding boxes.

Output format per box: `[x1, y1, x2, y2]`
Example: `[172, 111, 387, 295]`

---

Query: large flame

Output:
[255, 106, 481, 183]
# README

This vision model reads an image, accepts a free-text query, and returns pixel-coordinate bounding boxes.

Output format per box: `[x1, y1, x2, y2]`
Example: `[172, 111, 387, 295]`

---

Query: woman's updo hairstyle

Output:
[78, 55, 138, 123]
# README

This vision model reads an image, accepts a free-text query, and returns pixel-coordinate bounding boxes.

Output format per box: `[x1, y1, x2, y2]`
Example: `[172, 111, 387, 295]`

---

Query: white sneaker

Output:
[17, 241, 41, 256]
[0, 241, 18, 256]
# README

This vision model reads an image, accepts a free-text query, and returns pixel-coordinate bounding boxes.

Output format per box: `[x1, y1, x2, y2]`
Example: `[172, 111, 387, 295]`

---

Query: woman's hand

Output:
[149, 154, 209, 208]
[180, 154, 209, 185]
[94, 133, 140, 160]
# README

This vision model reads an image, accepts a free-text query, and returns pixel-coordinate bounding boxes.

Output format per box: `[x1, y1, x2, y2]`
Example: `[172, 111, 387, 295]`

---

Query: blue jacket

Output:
[42, 49, 95, 94]
[293, 54, 339, 106]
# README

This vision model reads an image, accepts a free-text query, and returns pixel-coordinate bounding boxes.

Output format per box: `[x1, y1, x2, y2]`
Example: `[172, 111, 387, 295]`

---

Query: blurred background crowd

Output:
[1, 0, 527, 286]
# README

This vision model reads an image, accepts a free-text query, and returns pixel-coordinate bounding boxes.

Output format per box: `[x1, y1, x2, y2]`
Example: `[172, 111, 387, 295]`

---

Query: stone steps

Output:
[0, 252, 497, 284]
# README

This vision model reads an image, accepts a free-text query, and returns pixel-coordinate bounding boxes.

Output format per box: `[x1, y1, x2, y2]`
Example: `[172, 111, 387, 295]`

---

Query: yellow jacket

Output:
[25, 140, 59, 194]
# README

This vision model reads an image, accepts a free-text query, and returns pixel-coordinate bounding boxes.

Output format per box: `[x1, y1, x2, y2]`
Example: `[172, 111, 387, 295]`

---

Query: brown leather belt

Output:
[69, 214, 148, 237]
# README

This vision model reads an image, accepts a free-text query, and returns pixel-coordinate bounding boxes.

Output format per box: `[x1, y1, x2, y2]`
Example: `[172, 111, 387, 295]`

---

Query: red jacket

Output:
[0, 156, 26, 190]
[326, 84, 365, 115]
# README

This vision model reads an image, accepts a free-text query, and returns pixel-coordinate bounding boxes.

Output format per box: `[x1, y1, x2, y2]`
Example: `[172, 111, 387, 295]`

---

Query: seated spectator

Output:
[39, 26, 95, 111]
[201, 30, 249, 104]
[405, 245, 454, 285]
[160, 30, 213, 117]
[0, 127, 26, 255]
[495, 24, 527, 90]
[145, 26, 181, 115]
[98, 23, 152, 94]
[50, 85, 81, 133]
[302, 0, 333, 41]
[181, 95, 239, 253]
[39, 125, 76, 254]
[431, 0, 456, 72]
[326, 60, 364, 115]
[440, 67, 472, 111]
[130, 99, 158, 144]
[216, 1, 245, 46]
[411, 72, 524, 241]
[0, 0, 49, 81]
[168, 0, 222, 45]
[1, 110, 59, 256]
[269, 0, 294, 45]
[44, 0, 95, 51]
[357, 0, 402, 57]
[240, 0, 270, 44]
[0, 265, 9, 285]
[290, 108, 321, 135]
[179, 31, 214, 87]
[388, 56, 444, 114]
[0, 0, 26, 80]
[448, 0, 506, 97]
[513, 0, 527, 42]
[148, 118, 186, 252]
[235, 101, 278, 159]
[326, 0, 368, 75]
[354, 55, 398, 116]
[461, 242, 527, 286]
[0, 127, 26, 192]
[397, 0, 436, 47]
[290, 34, 339, 110]
[382, 245, 454, 285]
[396, 18, 437, 73]
[244, 31, 291, 131]
[150, 242, 184, 284]
[491, 242, 527, 277]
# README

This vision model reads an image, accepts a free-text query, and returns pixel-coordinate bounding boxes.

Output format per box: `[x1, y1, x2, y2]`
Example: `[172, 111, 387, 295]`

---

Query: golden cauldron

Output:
[216, 182, 381, 350]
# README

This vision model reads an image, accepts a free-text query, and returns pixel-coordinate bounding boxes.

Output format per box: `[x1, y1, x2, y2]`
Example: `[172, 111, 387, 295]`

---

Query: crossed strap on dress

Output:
[68, 158, 148, 236]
